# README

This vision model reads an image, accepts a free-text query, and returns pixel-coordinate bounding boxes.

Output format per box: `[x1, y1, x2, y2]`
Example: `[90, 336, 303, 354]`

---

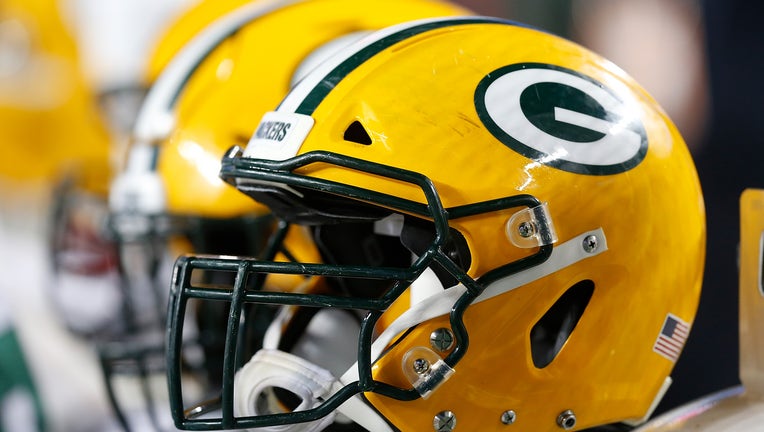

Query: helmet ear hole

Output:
[530, 280, 594, 368]
[343, 120, 372, 145]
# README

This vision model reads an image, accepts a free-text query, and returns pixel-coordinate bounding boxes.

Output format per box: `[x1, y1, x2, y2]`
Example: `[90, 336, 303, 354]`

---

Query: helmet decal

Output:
[244, 111, 315, 160]
[475, 63, 648, 175]
[652, 313, 691, 362]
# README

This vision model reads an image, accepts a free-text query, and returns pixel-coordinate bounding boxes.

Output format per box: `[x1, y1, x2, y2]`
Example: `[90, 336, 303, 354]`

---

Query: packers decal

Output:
[244, 111, 315, 161]
[475, 63, 647, 175]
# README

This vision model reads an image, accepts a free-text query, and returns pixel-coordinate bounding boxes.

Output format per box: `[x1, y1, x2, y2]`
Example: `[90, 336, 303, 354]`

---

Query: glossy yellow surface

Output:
[155, 0, 470, 218]
[288, 22, 705, 430]
[143, 0, 255, 84]
[0, 0, 110, 181]
[266, 224, 324, 292]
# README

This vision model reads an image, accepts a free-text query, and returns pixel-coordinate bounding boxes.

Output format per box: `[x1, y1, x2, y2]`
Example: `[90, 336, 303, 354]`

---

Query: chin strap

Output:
[234, 349, 339, 432]
[235, 348, 396, 432]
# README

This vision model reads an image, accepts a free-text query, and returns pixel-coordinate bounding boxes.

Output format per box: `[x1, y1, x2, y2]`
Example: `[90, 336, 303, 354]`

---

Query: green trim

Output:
[0, 330, 46, 432]
[293, 17, 513, 115]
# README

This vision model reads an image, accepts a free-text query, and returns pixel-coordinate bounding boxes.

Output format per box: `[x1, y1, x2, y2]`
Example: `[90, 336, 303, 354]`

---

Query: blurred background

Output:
[0, 0, 757, 430]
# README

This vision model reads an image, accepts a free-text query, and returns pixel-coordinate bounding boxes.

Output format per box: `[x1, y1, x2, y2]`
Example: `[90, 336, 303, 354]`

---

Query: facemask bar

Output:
[105, 0, 284, 337]
[102, 4, 301, 428]
[97, 333, 167, 432]
[166, 147, 554, 430]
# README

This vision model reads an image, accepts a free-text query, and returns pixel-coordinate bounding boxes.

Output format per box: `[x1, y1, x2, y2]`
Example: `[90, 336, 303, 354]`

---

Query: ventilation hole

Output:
[343, 120, 372, 145]
[530, 280, 594, 368]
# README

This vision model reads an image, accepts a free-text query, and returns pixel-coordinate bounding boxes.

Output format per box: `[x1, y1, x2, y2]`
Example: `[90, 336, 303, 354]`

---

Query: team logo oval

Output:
[475, 63, 647, 175]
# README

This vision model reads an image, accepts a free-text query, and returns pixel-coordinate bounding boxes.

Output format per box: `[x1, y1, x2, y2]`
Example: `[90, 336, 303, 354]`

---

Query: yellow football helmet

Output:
[167, 17, 706, 431]
[49, 0, 261, 341]
[99, 1, 471, 430]
[0, 0, 110, 181]
[111, 0, 472, 220]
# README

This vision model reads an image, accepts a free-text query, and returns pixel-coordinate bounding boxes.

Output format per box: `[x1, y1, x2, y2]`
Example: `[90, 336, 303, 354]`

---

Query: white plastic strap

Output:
[251, 230, 607, 432]
[262, 306, 293, 350]
[259, 309, 395, 432]
[234, 349, 338, 432]
[342, 228, 608, 381]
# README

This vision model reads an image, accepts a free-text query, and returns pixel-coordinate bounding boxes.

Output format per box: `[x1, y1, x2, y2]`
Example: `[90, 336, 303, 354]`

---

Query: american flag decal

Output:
[653, 314, 690, 362]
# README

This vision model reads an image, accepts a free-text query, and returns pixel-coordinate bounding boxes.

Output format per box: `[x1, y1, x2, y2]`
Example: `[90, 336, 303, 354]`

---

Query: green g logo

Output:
[475, 63, 647, 175]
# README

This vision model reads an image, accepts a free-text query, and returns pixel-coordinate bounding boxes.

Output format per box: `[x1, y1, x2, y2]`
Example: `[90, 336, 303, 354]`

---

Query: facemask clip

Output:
[402, 346, 454, 399]
[505, 202, 557, 249]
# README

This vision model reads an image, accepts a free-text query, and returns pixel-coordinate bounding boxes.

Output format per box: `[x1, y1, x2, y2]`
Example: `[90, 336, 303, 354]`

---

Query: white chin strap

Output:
[234, 349, 340, 432]
[235, 349, 393, 432]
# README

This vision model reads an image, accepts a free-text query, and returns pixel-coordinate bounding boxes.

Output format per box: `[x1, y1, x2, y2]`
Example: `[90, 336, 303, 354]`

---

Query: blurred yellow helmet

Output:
[167, 17, 706, 431]
[49, 0, 261, 339]
[99, 1, 472, 430]
[111, 0, 472, 220]
[0, 0, 109, 182]
[143, 0, 264, 85]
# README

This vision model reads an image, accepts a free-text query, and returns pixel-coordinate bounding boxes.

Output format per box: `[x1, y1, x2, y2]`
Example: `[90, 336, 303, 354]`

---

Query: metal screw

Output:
[430, 328, 455, 352]
[517, 221, 536, 238]
[500, 410, 516, 425]
[413, 358, 431, 375]
[433, 410, 456, 432]
[557, 410, 576, 430]
[582, 235, 599, 253]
